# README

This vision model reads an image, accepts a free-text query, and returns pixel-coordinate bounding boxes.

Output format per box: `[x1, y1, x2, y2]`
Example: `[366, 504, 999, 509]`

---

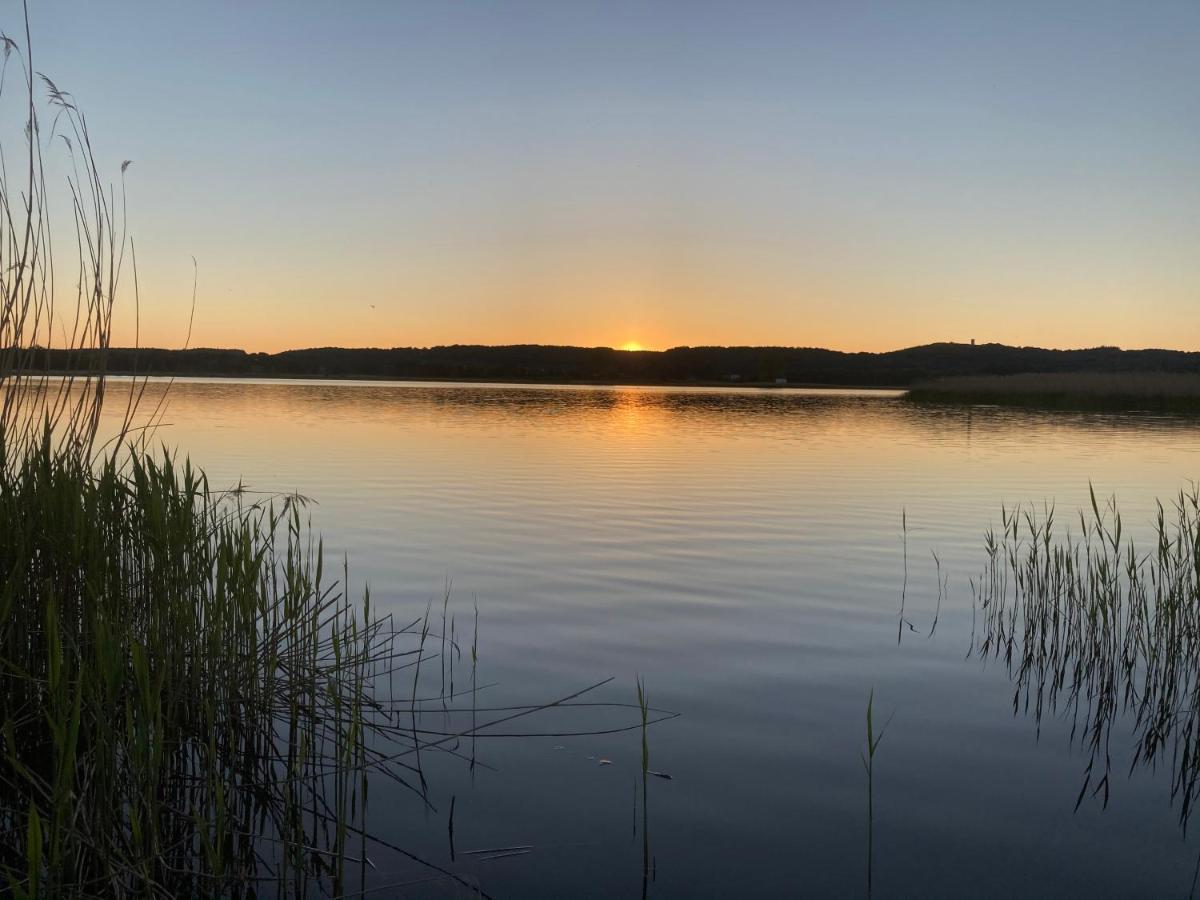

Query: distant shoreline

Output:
[18, 341, 1200, 390]
[43, 369, 911, 392]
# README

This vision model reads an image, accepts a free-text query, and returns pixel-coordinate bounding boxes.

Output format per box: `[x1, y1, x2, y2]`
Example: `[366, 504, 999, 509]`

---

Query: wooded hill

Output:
[29, 342, 1200, 387]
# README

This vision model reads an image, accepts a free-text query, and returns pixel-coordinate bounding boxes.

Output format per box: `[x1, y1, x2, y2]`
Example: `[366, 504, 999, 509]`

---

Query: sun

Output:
[619, 341, 645, 352]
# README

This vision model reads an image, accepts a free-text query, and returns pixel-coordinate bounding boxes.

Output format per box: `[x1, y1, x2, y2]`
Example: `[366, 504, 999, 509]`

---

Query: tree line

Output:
[25, 341, 1200, 386]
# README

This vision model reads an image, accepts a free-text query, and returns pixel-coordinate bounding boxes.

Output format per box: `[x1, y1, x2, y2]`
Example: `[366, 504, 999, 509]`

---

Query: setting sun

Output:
[619, 341, 645, 352]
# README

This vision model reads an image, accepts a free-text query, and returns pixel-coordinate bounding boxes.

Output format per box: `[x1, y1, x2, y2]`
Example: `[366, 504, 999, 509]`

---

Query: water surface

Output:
[109, 379, 1200, 897]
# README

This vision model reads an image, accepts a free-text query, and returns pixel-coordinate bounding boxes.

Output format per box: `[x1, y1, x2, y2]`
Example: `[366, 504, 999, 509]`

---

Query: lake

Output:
[106, 378, 1200, 897]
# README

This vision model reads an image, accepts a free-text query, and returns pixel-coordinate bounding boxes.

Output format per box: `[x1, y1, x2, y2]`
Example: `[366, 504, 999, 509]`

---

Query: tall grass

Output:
[0, 7, 152, 467]
[972, 486, 1200, 829]
[909, 372, 1200, 411]
[0, 434, 386, 894]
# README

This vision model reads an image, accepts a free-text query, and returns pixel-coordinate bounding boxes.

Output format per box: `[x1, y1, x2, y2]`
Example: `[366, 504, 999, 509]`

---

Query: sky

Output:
[14, 0, 1200, 353]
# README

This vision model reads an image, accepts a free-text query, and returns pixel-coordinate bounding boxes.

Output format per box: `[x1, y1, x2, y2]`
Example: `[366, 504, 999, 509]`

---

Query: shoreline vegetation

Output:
[973, 488, 1200, 831]
[21, 342, 1200, 391]
[910, 371, 1200, 412]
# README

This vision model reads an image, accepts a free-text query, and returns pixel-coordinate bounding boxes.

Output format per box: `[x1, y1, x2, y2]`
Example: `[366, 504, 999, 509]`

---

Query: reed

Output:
[861, 689, 891, 900]
[637, 677, 650, 899]
[0, 6, 154, 469]
[972, 485, 1200, 830]
[909, 372, 1200, 412]
[0, 433, 385, 894]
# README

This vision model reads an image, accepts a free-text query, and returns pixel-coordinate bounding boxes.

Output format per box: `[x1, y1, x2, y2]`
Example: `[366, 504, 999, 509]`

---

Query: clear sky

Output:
[21, 1, 1200, 352]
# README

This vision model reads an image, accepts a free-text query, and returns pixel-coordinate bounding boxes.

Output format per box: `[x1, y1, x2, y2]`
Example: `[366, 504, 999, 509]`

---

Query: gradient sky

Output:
[22, 1, 1200, 352]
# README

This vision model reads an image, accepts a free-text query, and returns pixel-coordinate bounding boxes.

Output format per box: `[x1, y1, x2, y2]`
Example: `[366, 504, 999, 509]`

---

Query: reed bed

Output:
[0, 432, 391, 895]
[971, 486, 1200, 829]
[910, 372, 1200, 411]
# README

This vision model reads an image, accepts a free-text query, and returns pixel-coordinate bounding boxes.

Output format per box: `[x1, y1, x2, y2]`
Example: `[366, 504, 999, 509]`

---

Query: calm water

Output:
[109, 379, 1200, 897]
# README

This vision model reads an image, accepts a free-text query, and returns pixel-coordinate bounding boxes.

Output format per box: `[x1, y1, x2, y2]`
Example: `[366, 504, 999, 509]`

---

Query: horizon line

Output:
[58, 340, 1194, 356]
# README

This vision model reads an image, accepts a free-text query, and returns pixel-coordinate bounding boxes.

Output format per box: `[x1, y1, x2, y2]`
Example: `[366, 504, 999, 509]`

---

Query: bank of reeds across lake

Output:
[909, 372, 1200, 412]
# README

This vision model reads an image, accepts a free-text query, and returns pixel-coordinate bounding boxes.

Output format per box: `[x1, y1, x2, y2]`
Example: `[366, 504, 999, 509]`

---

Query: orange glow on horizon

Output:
[109, 279, 1200, 357]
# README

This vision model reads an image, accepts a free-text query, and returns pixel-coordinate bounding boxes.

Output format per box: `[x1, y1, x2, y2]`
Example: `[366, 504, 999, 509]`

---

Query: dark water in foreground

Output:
[110, 379, 1200, 897]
